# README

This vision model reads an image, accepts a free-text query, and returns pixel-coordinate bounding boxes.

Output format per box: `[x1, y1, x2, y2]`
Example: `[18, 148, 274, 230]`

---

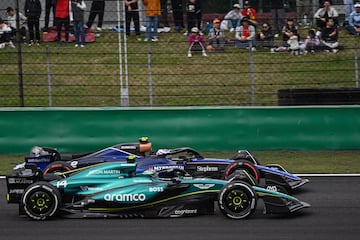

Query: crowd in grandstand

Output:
[0, 0, 359, 55]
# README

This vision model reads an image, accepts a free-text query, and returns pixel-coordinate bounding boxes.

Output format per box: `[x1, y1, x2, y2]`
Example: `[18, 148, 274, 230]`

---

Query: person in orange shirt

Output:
[143, 0, 161, 41]
[241, 1, 257, 26]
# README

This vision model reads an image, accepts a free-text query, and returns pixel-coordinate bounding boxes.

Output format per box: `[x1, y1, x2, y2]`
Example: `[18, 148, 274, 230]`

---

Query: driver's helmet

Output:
[30, 146, 48, 157]
[156, 149, 171, 156]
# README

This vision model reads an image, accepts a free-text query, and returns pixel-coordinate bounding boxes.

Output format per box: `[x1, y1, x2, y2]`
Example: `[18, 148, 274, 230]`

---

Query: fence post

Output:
[16, 0, 24, 107]
[249, 41, 255, 105]
[148, 46, 153, 106]
[355, 43, 359, 88]
[46, 47, 53, 107]
[117, 0, 129, 106]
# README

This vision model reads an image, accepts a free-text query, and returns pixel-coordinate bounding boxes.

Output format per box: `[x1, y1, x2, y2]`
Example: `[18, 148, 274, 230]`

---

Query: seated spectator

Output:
[313, 0, 339, 31]
[256, 22, 275, 51]
[241, 1, 257, 26]
[207, 18, 225, 52]
[346, 2, 360, 35]
[235, 17, 256, 50]
[300, 29, 320, 54]
[187, 27, 207, 57]
[0, 18, 15, 48]
[321, 17, 340, 53]
[287, 28, 300, 55]
[281, 18, 299, 47]
[6, 7, 27, 44]
[223, 3, 242, 32]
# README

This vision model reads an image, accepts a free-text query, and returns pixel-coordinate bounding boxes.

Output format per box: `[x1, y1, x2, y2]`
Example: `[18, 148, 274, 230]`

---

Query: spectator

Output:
[70, 0, 86, 48]
[346, 2, 360, 35]
[299, 29, 320, 54]
[125, 0, 141, 41]
[187, 27, 207, 57]
[235, 17, 256, 50]
[6, 7, 27, 44]
[186, 0, 202, 35]
[281, 18, 299, 47]
[0, 18, 15, 48]
[313, 0, 339, 31]
[55, 0, 70, 45]
[223, 3, 242, 32]
[43, 0, 56, 33]
[270, 0, 285, 34]
[241, 1, 257, 26]
[160, 0, 170, 30]
[287, 28, 300, 55]
[207, 18, 225, 52]
[24, 0, 41, 46]
[256, 22, 275, 51]
[343, 0, 354, 26]
[143, 0, 161, 42]
[171, 0, 185, 32]
[86, 0, 105, 31]
[321, 17, 340, 52]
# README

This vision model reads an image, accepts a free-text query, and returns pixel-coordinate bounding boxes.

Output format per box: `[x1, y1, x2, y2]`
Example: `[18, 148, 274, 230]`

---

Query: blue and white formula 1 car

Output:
[13, 138, 309, 191]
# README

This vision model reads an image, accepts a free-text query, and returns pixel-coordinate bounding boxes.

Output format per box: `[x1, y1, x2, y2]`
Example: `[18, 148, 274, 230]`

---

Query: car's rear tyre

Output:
[224, 161, 260, 184]
[43, 161, 72, 176]
[21, 181, 61, 220]
[218, 181, 257, 219]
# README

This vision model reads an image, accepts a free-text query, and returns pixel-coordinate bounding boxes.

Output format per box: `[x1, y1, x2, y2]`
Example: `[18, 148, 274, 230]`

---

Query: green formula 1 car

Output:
[6, 161, 310, 220]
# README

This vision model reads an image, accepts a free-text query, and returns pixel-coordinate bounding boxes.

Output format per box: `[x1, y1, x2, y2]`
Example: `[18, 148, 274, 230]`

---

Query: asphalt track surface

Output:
[0, 177, 359, 240]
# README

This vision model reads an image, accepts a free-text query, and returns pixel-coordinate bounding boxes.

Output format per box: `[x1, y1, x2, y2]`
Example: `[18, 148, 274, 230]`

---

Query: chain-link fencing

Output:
[1, 0, 359, 107]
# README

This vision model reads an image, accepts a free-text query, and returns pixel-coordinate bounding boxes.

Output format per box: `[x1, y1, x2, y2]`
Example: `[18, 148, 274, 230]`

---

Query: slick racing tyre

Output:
[224, 161, 260, 185]
[43, 161, 72, 176]
[21, 181, 62, 220]
[218, 181, 257, 219]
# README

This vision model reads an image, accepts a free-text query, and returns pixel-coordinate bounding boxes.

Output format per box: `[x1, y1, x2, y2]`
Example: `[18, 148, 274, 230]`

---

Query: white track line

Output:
[1, 174, 360, 179]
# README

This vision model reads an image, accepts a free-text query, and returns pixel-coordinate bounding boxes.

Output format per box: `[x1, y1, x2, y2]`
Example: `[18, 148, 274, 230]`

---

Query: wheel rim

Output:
[224, 189, 251, 213]
[26, 190, 54, 215]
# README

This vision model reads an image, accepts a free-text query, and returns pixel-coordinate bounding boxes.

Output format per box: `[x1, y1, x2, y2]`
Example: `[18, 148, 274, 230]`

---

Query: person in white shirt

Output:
[6, 7, 27, 44]
[0, 18, 15, 48]
[223, 4, 242, 32]
[313, 0, 339, 29]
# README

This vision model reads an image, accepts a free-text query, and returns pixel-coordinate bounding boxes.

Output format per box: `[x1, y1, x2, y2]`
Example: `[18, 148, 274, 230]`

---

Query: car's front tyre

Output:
[218, 181, 257, 219]
[21, 181, 61, 220]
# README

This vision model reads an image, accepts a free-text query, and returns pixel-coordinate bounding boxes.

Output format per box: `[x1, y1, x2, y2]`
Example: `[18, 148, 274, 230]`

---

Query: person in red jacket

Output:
[55, 0, 71, 45]
[241, 1, 257, 26]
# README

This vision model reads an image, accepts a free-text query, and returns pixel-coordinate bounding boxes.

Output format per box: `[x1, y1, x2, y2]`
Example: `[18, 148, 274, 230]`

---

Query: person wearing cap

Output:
[313, 0, 339, 30]
[224, 3, 242, 32]
[207, 18, 225, 52]
[241, 1, 257, 26]
[187, 27, 207, 57]
[345, 2, 360, 35]
[235, 17, 256, 50]
[6, 7, 27, 44]
[0, 18, 15, 48]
